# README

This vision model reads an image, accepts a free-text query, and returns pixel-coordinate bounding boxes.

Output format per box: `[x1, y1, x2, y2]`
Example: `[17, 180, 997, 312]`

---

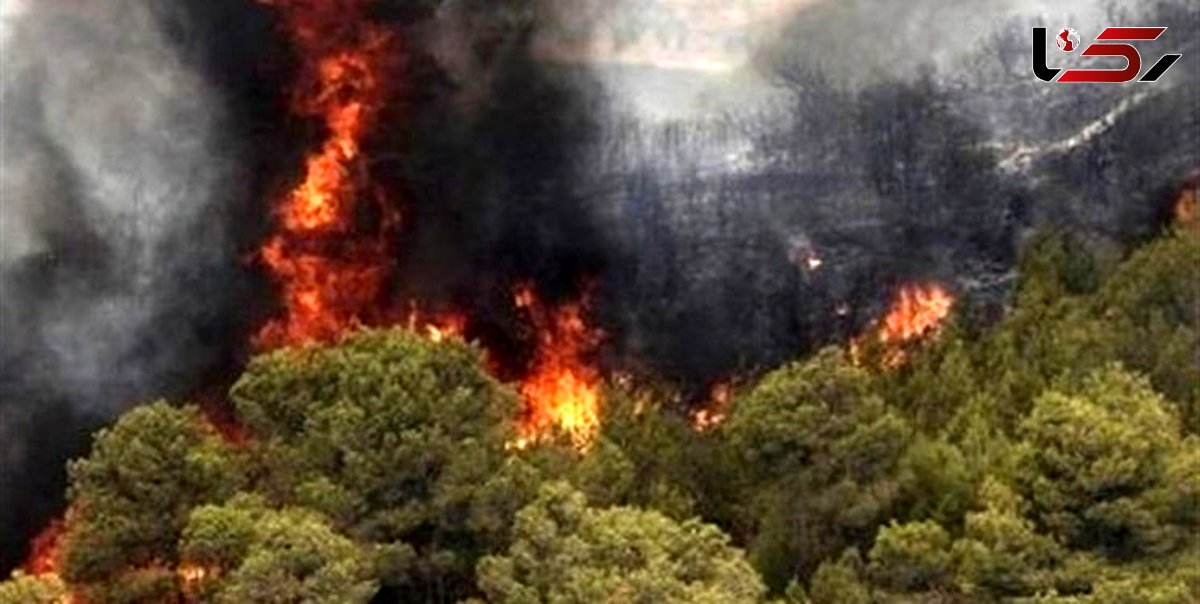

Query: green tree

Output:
[61, 402, 244, 602]
[230, 329, 530, 598]
[867, 520, 954, 593]
[1096, 230, 1200, 431]
[952, 477, 1061, 599]
[806, 550, 871, 604]
[181, 497, 378, 603]
[535, 382, 709, 519]
[720, 348, 910, 590]
[476, 482, 766, 603]
[0, 572, 68, 604]
[1016, 366, 1197, 557]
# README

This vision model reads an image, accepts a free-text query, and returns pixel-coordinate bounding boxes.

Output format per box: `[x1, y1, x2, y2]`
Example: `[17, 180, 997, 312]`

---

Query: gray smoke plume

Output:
[2, 0, 238, 404]
[1, 0, 246, 567]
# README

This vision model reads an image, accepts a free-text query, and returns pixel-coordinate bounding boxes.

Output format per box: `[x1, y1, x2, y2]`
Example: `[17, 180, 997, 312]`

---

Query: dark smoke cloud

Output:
[397, 0, 1199, 385]
[0, 0, 280, 571]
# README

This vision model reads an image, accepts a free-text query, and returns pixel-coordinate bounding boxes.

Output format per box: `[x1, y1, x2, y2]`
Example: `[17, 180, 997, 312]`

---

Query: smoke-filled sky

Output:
[1, 0, 264, 570]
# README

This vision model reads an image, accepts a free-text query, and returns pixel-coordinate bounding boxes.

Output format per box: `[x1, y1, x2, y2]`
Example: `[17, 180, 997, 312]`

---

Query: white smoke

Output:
[1, 0, 236, 406]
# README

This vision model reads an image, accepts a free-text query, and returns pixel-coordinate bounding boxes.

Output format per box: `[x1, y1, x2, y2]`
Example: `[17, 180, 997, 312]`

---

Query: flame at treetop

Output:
[254, 0, 401, 350]
[403, 305, 468, 343]
[511, 284, 604, 451]
[23, 515, 82, 603]
[23, 518, 65, 577]
[878, 284, 955, 345]
[854, 283, 955, 367]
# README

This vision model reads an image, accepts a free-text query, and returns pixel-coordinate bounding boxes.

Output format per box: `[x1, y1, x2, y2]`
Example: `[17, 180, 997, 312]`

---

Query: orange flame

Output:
[511, 284, 604, 450]
[254, 0, 400, 350]
[23, 515, 84, 602]
[24, 518, 65, 577]
[402, 305, 468, 343]
[878, 284, 954, 345]
[178, 561, 216, 599]
[853, 283, 955, 367]
[692, 381, 733, 432]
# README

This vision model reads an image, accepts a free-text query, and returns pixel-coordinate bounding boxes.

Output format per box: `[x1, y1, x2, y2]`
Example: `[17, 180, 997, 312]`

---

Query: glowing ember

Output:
[511, 284, 604, 450]
[23, 518, 65, 577]
[692, 381, 733, 432]
[254, 0, 400, 350]
[853, 283, 955, 367]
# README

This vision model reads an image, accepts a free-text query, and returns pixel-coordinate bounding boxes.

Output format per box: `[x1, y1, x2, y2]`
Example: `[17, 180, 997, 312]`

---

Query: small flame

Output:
[178, 562, 215, 592]
[511, 284, 603, 451]
[23, 516, 83, 603]
[692, 381, 732, 432]
[853, 283, 955, 368]
[24, 518, 65, 577]
[402, 305, 468, 343]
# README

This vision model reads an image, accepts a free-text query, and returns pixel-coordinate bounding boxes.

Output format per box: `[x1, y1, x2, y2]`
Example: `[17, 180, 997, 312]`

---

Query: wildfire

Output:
[178, 561, 216, 600]
[403, 305, 468, 343]
[878, 284, 954, 345]
[23, 518, 65, 577]
[853, 283, 955, 367]
[511, 284, 604, 451]
[692, 381, 733, 432]
[254, 0, 400, 350]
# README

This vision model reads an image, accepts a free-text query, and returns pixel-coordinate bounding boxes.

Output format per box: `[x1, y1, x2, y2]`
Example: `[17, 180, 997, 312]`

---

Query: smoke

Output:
[759, 0, 1138, 85]
[0, 0, 272, 571]
[480, 0, 1198, 383]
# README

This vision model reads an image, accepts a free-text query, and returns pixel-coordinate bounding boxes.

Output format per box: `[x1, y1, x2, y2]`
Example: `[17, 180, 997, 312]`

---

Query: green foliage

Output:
[1095, 230, 1200, 430]
[231, 330, 526, 595]
[867, 520, 954, 592]
[183, 500, 378, 603]
[807, 551, 871, 604]
[0, 572, 68, 604]
[61, 402, 244, 601]
[1016, 367, 1194, 557]
[1015, 232, 1114, 304]
[895, 436, 974, 527]
[952, 478, 1061, 598]
[721, 348, 911, 590]
[476, 482, 766, 603]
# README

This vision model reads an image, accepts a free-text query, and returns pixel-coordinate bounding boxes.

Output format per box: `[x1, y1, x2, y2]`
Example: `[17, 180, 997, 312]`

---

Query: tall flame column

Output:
[255, 0, 401, 350]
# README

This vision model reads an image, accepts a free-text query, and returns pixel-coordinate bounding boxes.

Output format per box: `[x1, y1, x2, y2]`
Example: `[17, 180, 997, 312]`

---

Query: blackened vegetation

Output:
[388, 0, 1197, 390]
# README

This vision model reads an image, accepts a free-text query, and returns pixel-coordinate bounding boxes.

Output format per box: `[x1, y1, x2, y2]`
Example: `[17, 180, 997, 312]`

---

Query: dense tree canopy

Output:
[476, 482, 766, 603]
